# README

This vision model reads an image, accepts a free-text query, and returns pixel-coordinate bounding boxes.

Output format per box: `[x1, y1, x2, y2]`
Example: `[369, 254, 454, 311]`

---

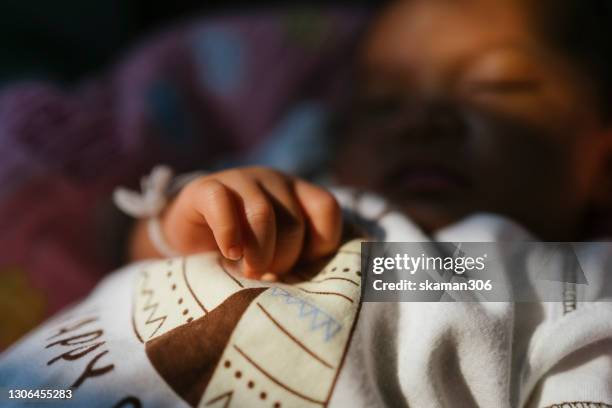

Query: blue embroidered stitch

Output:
[269, 287, 342, 341]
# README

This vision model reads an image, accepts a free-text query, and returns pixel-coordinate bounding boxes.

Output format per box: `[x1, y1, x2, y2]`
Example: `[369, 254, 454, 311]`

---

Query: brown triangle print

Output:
[145, 288, 267, 407]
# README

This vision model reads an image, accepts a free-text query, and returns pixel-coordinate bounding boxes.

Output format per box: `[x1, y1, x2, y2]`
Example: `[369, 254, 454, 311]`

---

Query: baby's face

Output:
[336, 0, 611, 239]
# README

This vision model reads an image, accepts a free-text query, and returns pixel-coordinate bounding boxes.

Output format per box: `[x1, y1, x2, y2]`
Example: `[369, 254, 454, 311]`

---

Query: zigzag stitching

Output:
[270, 287, 342, 341]
[139, 271, 167, 339]
[311, 315, 342, 342]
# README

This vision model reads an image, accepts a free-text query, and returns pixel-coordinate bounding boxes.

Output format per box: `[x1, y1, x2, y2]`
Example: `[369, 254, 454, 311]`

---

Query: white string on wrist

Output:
[146, 217, 179, 258]
[113, 165, 179, 258]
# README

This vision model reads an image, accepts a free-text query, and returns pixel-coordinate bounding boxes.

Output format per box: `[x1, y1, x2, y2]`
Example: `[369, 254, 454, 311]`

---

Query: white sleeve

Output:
[525, 306, 612, 408]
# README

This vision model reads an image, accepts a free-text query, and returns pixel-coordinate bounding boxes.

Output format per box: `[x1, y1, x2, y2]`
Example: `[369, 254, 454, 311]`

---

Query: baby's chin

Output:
[393, 199, 469, 235]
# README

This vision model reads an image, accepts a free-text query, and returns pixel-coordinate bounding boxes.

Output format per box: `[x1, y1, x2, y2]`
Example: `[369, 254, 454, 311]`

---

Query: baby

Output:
[129, 0, 612, 279]
[2, 1, 611, 406]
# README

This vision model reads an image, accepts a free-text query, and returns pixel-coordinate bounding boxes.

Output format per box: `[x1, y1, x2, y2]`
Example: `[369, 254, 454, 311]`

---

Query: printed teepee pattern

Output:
[132, 240, 363, 408]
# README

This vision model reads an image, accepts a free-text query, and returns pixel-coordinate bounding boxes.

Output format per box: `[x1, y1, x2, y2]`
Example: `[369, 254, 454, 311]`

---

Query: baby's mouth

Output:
[383, 165, 470, 197]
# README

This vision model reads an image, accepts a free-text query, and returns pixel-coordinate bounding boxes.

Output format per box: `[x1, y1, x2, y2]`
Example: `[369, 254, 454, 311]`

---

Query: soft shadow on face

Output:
[334, 99, 585, 239]
[333, 0, 610, 240]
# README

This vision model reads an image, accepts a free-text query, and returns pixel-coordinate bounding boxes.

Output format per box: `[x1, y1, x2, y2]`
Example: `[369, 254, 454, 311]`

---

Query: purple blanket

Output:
[0, 8, 366, 349]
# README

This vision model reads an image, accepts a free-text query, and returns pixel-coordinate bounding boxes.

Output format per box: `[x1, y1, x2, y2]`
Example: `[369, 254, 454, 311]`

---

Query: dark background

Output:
[0, 0, 377, 85]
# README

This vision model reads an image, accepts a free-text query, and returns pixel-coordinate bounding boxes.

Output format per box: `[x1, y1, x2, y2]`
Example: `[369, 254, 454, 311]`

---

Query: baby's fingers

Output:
[185, 179, 243, 260]
[228, 176, 277, 278]
[293, 180, 342, 260]
[255, 173, 306, 276]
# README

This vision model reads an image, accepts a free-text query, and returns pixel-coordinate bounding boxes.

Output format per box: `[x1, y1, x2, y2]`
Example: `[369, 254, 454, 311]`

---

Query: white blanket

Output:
[1, 190, 611, 408]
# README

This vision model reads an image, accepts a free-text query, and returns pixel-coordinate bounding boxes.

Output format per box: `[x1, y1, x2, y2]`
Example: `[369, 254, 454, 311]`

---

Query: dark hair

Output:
[531, 0, 612, 120]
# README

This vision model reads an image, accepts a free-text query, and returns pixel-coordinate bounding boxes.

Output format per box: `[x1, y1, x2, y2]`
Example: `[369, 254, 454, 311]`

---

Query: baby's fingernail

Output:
[227, 246, 242, 261]
[261, 273, 278, 282]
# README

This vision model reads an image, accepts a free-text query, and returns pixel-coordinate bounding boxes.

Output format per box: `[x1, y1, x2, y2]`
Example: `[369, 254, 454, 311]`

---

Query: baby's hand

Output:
[129, 167, 342, 279]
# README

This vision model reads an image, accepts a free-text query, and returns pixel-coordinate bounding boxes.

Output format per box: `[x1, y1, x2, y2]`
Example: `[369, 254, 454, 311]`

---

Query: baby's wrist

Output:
[128, 219, 156, 261]
[115, 165, 208, 261]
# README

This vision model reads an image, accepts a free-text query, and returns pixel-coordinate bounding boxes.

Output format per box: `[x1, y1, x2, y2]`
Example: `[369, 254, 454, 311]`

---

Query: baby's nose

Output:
[398, 100, 469, 143]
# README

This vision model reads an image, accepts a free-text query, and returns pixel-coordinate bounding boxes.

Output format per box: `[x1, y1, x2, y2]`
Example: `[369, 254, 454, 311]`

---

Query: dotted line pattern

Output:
[166, 268, 194, 324]
[325, 266, 361, 277]
[223, 359, 282, 408]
